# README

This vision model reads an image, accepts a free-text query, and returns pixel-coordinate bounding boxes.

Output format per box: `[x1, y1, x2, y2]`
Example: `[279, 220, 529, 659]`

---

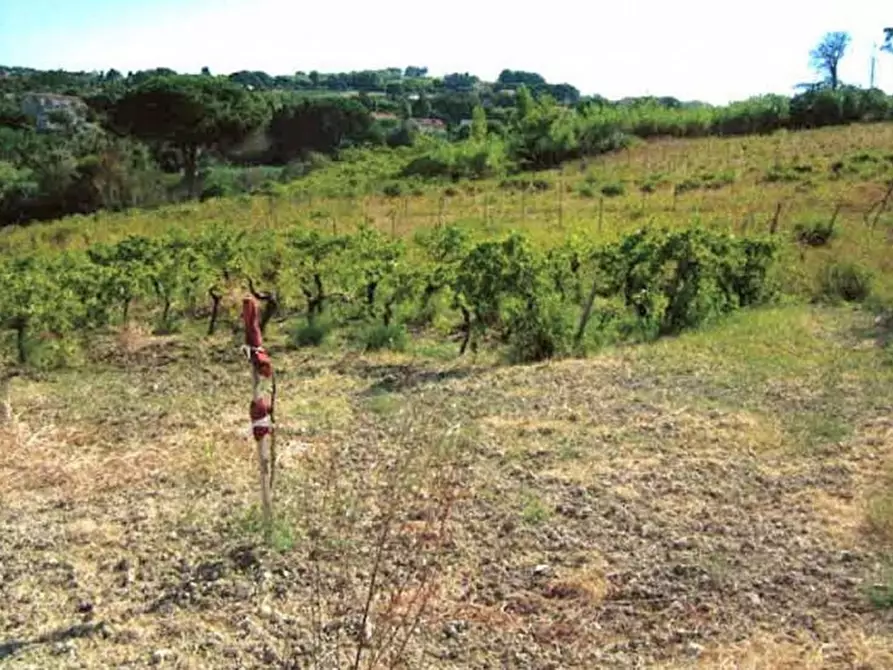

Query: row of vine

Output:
[0, 222, 779, 366]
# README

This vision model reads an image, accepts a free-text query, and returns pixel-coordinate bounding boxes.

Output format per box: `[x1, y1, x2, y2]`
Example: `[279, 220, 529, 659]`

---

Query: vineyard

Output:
[3, 122, 893, 668]
[4, 122, 893, 369]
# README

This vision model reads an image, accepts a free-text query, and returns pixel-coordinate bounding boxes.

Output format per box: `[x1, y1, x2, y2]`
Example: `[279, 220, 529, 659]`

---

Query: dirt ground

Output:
[3, 306, 893, 669]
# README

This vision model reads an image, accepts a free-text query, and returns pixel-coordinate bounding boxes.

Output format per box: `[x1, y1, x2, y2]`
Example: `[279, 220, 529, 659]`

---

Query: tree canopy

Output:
[110, 74, 271, 194]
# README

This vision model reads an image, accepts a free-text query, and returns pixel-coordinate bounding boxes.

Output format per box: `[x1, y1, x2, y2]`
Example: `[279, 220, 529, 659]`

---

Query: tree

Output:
[399, 98, 413, 121]
[471, 105, 487, 142]
[442, 73, 479, 92]
[267, 98, 372, 161]
[515, 85, 535, 120]
[810, 31, 851, 89]
[497, 69, 546, 89]
[412, 93, 433, 118]
[404, 66, 428, 78]
[883, 27, 893, 54]
[110, 75, 271, 196]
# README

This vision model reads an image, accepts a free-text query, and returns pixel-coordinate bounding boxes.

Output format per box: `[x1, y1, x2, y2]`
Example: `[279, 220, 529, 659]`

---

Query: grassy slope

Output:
[3, 124, 893, 667]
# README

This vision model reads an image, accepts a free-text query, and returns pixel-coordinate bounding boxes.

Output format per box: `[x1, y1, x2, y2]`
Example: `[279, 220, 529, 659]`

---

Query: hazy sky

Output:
[1, 0, 891, 104]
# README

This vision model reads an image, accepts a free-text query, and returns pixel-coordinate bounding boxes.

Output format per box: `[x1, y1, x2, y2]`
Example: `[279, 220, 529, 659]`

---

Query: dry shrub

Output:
[281, 392, 467, 668]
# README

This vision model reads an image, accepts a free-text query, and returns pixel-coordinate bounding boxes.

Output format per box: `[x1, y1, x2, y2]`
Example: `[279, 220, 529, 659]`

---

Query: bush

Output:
[587, 227, 779, 338]
[358, 323, 408, 351]
[764, 166, 801, 183]
[498, 176, 552, 192]
[818, 261, 873, 303]
[640, 181, 657, 194]
[794, 217, 836, 247]
[382, 182, 403, 197]
[401, 139, 509, 181]
[505, 295, 574, 364]
[291, 318, 333, 348]
[600, 182, 625, 197]
[674, 178, 701, 195]
[702, 170, 736, 189]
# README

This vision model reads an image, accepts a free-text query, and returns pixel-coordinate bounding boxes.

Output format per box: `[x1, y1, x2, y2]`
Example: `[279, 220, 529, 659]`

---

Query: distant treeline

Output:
[2, 63, 893, 226]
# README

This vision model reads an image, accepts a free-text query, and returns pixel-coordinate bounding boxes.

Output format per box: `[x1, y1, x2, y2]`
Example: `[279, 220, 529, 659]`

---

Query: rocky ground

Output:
[3, 306, 893, 668]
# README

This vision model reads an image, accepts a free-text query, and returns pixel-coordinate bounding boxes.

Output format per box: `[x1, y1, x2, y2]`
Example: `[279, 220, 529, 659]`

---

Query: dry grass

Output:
[3, 304, 893, 667]
[658, 628, 893, 669]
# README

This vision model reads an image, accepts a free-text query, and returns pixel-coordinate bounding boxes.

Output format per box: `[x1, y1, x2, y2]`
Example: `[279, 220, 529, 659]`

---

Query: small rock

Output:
[685, 642, 704, 657]
[259, 604, 273, 619]
[234, 581, 252, 599]
[52, 640, 75, 655]
[533, 564, 552, 577]
[205, 631, 225, 647]
[672, 537, 694, 550]
[442, 620, 468, 639]
[77, 600, 94, 614]
[151, 649, 174, 664]
[746, 592, 761, 607]
[262, 646, 279, 664]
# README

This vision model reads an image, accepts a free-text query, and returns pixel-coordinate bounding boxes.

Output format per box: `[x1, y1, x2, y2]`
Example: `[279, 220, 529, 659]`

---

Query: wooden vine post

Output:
[241, 293, 276, 540]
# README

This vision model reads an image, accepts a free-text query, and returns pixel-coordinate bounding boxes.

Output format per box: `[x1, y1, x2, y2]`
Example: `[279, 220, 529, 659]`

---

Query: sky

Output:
[0, 0, 891, 104]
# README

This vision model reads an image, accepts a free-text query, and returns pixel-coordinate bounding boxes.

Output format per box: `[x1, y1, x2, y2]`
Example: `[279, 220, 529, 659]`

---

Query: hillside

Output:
[2, 122, 893, 668]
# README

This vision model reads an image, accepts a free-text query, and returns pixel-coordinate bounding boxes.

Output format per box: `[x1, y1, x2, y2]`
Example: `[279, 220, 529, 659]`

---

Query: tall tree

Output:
[110, 75, 270, 196]
[810, 31, 851, 89]
[267, 98, 372, 161]
[883, 27, 893, 54]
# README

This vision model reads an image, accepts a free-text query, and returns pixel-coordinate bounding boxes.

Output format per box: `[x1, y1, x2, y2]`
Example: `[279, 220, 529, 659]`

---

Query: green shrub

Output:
[640, 181, 657, 194]
[401, 139, 509, 181]
[383, 182, 403, 197]
[600, 182, 625, 197]
[674, 178, 701, 195]
[793, 217, 836, 247]
[818, 261, 873, 303]
[702, 170, 736, 189]
[357, 323, 408, 352]
[764, 166, 801, 183]
[291, 318, 333, 348]
[504, 295, 574, 364]
[498, 176, 552, 191]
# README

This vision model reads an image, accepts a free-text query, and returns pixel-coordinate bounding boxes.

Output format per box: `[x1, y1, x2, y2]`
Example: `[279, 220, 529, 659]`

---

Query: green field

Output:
[3, 122, 893, 668]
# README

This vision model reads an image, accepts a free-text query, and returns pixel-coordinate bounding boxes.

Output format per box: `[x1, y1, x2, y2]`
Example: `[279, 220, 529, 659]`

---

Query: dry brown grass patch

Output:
[541, 562, 608, 605]
[659, 627, 893, 669]
[115, 321, 156, 353]
[791, 488, 866, 547]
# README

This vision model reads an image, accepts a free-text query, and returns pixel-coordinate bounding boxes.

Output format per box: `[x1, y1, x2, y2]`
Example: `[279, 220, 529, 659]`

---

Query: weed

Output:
[794, 217, 836, 247]
[818, 261, 873, 303]
[522, 494, 551, 525]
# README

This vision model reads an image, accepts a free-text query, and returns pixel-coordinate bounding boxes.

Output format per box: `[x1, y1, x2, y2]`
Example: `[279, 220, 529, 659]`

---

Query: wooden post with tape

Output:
[242, 291, 276, 540]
